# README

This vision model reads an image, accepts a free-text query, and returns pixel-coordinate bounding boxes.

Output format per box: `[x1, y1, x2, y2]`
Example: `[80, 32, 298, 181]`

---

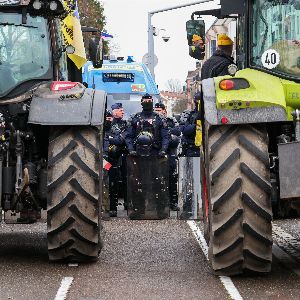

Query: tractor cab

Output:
[0, 0, 66, 99]
[0, 0, 104, 100]
[250, 0, 300, 80]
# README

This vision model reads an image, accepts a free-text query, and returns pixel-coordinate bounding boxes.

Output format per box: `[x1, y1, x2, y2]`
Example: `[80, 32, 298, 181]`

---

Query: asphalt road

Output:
[0, 218, 299, 300]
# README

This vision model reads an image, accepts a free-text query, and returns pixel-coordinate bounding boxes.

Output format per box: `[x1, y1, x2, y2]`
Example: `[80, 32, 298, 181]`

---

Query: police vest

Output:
[134, 112, 162, 148]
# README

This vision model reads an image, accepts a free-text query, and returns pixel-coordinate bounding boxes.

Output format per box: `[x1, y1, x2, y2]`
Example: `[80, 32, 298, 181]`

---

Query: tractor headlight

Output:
[32, 0, 42, 10]
[49, 1, 58, 11]
[30, 0, 65, 15]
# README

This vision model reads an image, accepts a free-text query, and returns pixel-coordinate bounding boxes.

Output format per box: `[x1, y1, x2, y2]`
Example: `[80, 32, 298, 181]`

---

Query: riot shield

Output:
[102, 169, 110, 220]
[178, 157, 201, 220]
[127, 156, 169, 220]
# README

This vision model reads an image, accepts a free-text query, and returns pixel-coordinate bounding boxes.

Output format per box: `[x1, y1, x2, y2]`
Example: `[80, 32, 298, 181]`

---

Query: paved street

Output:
[0, 218, 299, 300]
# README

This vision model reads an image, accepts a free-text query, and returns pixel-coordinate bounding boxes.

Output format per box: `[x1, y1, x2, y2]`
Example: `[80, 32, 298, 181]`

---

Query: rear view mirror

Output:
[186, 19, 205, 46]
[186, 19, 206, 60]
[89, 35, 104, 69]
[82, 27, 104, 69]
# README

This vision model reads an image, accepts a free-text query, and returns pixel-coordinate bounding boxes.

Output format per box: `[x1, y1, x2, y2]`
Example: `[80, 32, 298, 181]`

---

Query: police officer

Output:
[125, 94, 169, 157]
[157, 103, 181, 211]
[104, 110, 113, 131]
[104, 103, 127, 217]
[201, 34, 235, 80]
[180, 92, 201, 157]
[154, 102, 164, 115]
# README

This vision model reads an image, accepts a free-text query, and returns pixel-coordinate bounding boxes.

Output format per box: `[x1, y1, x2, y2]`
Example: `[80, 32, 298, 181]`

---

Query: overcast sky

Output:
[101, 0, 219, 90]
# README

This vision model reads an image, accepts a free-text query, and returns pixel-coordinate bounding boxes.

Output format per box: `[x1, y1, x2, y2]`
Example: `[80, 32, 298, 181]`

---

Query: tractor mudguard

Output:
[278, 141, 300, 199]
[202, 78, 287, 125]
[28, 82, 106, 126]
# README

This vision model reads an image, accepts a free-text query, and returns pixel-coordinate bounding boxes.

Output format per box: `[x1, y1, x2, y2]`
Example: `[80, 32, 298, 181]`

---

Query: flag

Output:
[101, 32, 114, 41]
[103, 159, 112, 171]
[62, 1, 87, 69]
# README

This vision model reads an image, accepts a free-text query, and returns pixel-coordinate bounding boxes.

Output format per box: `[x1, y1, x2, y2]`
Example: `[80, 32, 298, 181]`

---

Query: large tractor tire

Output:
[203, 124, 272, 275]
[47, 127, 103, 262]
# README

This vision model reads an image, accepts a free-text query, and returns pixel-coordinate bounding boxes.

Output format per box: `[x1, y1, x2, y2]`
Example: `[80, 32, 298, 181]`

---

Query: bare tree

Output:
[172, 98, 189, 114]
[165, 78, 183, 92]
[77, 0, 109, 55]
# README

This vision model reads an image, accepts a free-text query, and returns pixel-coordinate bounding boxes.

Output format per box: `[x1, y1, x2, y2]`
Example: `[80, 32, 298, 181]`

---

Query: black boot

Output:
[109, 210, 117, 217]
[170, 203, 180, 211]
[109, 194, 118, 217]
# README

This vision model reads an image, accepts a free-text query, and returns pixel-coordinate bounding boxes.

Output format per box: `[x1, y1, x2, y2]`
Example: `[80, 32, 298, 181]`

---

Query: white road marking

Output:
[272, 224, 300, 276]
[54, 277, 74, 300]
[187, 221, 243, 300]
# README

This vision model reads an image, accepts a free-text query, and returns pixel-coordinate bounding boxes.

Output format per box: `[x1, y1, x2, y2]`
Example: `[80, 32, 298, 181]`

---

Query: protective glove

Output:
[129, 150, 137, 156]
[158, 150, 166, 158]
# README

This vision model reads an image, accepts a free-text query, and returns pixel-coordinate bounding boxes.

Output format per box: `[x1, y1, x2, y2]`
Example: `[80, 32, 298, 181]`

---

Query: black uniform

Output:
[166, 116, 181, 210]
[166, 116, 181, 153]
[104, 118, 127, 156]
[201, 49, 235, 80]
[104, 117, 127, 214]
[125, 111, 169, 156]
[180, 108, 200, 157]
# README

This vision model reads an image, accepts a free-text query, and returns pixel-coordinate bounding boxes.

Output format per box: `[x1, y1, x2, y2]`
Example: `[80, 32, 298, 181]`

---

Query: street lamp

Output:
[147, 0, 213, 81]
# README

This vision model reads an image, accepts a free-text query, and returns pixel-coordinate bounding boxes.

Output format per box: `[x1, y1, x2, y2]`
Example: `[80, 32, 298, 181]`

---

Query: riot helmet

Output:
[179, 110, 191, 125]
[105, 110, 113, 120]
[136, 131, 153, 156]
[104, 110, 113, 130]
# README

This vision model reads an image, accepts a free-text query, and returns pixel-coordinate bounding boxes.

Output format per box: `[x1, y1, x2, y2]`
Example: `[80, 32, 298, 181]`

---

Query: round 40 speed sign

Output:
[261, 49, 280, 69]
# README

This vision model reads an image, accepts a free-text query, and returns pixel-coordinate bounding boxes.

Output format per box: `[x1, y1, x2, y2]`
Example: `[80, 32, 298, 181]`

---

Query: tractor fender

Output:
[202, 78, 287, 125]
[28, 82, 106, 126]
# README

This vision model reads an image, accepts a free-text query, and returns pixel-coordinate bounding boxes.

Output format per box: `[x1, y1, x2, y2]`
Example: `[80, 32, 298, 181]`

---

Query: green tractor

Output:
[0, 0, 105, 262]
[187, 0, 300, 275]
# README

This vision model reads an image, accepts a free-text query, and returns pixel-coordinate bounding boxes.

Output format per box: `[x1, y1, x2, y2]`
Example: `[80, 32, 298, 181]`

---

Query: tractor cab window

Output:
[0, 12, 51, 97]
[251, 0, 300, 79]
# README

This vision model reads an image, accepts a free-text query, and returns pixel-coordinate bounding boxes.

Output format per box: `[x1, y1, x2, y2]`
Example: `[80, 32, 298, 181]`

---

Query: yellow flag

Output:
[62, 1, 87, 69]
[195, 101, 202, 147]
[195, 120, 202, 147]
